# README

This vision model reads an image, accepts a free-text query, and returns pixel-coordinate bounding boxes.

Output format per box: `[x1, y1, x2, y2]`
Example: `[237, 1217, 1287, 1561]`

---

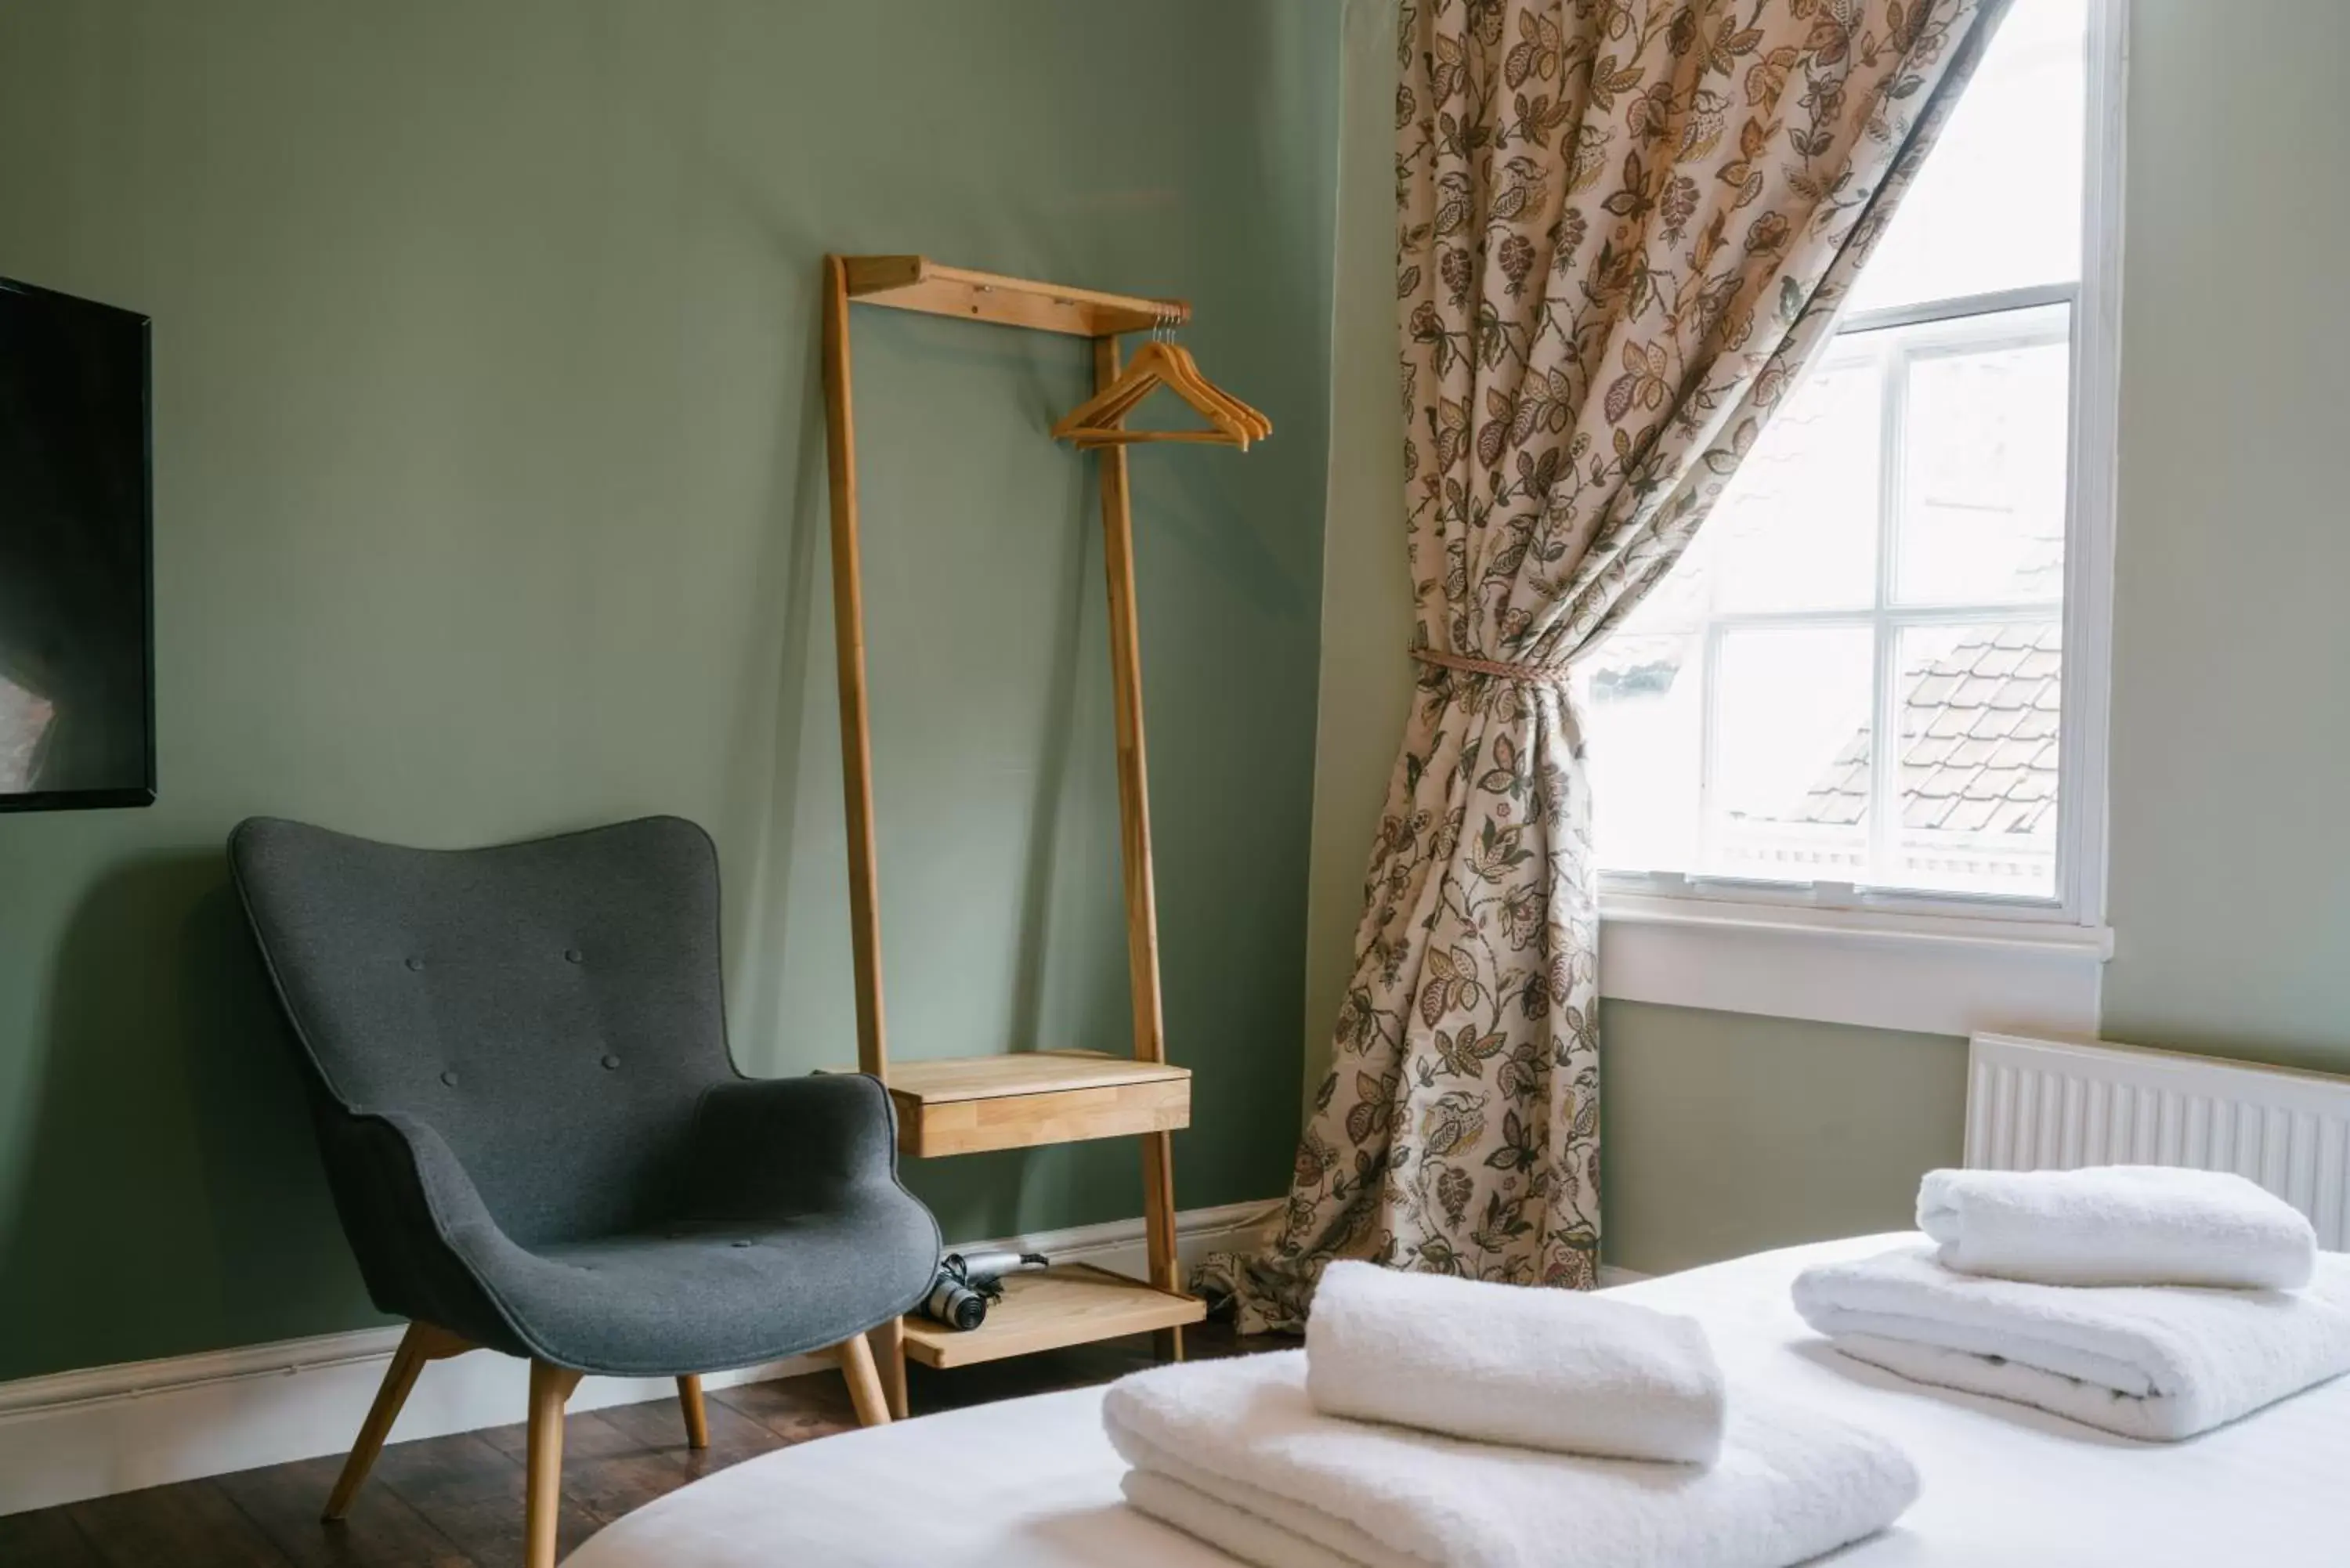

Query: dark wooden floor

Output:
[0, 1323, 1278, 1568]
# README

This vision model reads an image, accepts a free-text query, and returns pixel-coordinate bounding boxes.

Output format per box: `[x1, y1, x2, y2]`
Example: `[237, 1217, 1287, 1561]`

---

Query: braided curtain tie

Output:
[1410, 645, 1574, 685]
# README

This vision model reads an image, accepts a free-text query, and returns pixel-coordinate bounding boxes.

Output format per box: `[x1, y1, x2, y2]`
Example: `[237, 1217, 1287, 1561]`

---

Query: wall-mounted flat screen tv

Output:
[0, 276, 154, 811]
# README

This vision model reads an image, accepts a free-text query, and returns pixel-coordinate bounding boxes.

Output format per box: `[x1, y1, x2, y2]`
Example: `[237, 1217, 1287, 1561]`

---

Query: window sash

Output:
[1597, 0, 2125, 934]
[1622, 301, 2072, 900]
[1838, 280, 2078, 338]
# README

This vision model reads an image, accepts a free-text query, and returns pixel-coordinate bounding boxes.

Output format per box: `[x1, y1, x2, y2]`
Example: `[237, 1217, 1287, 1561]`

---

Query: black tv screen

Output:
[0, 276, 154, 811]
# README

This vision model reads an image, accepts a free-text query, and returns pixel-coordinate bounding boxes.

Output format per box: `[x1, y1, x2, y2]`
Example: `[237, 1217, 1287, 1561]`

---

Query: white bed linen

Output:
[566, 1234, 2350, 1568]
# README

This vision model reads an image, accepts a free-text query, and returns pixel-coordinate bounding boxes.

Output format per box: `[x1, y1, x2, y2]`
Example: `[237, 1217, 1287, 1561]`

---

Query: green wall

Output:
[2098, 0, 2350, 1070]
[0, 0, 1339, 1382]
[1299, 0, 1415, 1106]
[1307, 0, 2350, 1277]
[1599, 1006, 1966, 1277]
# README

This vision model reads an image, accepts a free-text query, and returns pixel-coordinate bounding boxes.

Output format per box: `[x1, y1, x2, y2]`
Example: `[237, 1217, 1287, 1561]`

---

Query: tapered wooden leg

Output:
[870, 1317, 909, 1420]
[323, 1321, 472, 1521]
[1142, 1129, 1184, 1365]
[526, 1360, 584, 1568]
[676, 1374, 709, 1449]
[833, 1333, 891, 1427]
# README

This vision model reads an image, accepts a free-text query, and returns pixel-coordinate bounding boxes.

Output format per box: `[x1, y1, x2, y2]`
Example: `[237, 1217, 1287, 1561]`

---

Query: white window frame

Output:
[1596, 0, 2127, 1039]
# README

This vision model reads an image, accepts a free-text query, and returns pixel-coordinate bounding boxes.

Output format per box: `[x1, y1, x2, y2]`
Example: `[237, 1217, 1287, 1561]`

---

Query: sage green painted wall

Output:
[2098, 0, 2350, 1071]
[1305, 0, 2350, 1276]
[1596, 1006, 1967, 1277]
[1300, 0, 1417, 1107]
[0, 0, 1340, 1382]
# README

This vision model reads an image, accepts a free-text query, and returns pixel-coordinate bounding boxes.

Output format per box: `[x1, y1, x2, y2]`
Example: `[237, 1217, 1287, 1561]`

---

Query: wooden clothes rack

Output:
[819, 255, 1206, 1414]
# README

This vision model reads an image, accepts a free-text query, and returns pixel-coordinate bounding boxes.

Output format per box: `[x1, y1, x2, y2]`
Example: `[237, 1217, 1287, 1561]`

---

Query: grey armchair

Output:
[229, 815, 938, 1567]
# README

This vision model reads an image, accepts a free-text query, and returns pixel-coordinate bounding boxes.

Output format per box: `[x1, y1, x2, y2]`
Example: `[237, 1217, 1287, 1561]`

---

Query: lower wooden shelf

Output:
[898, 1263, 1205, 1370]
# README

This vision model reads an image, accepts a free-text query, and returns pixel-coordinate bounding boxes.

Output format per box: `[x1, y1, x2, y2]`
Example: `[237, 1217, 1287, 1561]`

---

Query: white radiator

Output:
[1965, 1032, 2350, 1250]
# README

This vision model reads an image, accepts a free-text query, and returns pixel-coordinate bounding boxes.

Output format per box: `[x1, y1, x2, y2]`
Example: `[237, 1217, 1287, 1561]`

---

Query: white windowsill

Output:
[1596, 891, 2110, 1038]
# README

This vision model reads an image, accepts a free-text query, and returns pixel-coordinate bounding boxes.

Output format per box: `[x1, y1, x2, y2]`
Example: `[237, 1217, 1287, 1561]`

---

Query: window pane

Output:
[1708, 627, 1873, 883]
[1889, 622, 2061, 897]
[1702, 356, 1882, 613]
[1895, 305, 2070, 605]
[1591, 5, 2092, 899]
[1583, 633, 1702, 875]
[1846, 0, 2088, 313]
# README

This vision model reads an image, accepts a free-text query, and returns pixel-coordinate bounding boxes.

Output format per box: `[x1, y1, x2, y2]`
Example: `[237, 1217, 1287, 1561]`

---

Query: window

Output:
[1583, 0, 2111, 916]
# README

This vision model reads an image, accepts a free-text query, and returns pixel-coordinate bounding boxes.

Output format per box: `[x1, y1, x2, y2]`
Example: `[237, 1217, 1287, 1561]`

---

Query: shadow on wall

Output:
[711, 249, 833, 1066]
[703, 262, 1184, 1248]
[714, 250, 1119, 1071]
[0, 853, 376, 1381]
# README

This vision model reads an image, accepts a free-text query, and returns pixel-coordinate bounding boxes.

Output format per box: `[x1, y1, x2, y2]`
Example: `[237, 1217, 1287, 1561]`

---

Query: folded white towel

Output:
[1305, 1259, 1724, 1463]
[1792, 1241, 2350, 1440]
[1917, 1165, 2317, 1288]
[1123, 1465, 1410, 1568]
[1104, 1350, 1918, 1568]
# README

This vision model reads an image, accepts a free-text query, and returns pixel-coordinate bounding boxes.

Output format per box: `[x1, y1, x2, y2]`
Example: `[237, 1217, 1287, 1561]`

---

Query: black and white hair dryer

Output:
[919, 1250, 1050, 1330]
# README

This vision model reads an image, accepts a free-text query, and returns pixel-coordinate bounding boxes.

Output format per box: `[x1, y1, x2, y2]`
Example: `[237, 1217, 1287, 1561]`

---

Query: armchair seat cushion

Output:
[468, 1188, 939, 1375]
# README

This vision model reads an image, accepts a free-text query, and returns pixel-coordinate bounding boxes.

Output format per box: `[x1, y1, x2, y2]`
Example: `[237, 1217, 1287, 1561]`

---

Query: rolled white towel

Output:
[1918, 1165, 2316, 1288]
[1305, 1260, 1723, 1464]
[1792, 1242, 2350, 1440]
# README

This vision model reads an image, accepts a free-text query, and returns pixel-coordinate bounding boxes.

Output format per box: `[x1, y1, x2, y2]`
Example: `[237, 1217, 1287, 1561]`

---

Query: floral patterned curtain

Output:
[1201, 0, 2011, 1332]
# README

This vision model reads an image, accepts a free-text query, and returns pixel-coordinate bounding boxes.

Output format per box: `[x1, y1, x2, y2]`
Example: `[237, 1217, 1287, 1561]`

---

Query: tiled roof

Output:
[1791, 623, 2061, 834]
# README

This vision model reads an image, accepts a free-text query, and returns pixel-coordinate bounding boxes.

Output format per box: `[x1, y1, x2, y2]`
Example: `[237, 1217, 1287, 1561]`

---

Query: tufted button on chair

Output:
[228, 815, 938, 1568]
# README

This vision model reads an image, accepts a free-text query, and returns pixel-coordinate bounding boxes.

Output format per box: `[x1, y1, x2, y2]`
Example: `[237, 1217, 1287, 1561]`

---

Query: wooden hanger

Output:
[1053, 331, 1271, 450]
[1158, 342, 1271, 442]
[1118, 338, 1267, 440]
[1055, 341, 1244, 447]
[1056, 343, 1177, 432]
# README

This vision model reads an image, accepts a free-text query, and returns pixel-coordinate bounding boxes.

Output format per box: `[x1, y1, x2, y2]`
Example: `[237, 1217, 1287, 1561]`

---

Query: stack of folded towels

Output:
[1793, 1164, 2350, 1440]
[1105, 1261, 1920, 1568]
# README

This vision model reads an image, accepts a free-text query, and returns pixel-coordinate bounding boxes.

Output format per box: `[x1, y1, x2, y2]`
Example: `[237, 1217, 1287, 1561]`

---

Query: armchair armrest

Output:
[311, 1104, 531, 1355]
[682, 1072, 908, 1222]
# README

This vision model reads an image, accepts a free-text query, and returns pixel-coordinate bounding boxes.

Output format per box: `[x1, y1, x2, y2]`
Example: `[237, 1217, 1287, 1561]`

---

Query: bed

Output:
[566, 1234, 2350, 1566]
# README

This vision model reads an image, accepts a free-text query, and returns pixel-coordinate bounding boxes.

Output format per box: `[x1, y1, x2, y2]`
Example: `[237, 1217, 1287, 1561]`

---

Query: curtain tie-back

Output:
[1410, 645, 1573, 685]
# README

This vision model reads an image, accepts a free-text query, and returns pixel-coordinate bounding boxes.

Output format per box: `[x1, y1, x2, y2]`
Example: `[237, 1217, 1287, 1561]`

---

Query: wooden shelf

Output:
[882, 1050, 1185, 1100]
[901, 1263, 1205, 1370]
[851, 1050, 1191, 1158]
[841, 255, 1187, 339]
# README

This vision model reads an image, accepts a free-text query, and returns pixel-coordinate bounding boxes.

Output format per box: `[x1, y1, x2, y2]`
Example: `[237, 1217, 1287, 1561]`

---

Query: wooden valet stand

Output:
[819, 255, 1219, 1416]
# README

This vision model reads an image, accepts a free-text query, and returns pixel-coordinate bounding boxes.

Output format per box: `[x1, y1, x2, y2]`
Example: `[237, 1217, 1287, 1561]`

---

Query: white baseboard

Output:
[0, 1198, 1282, 1519]
[1596, 1265, 1650, 1288]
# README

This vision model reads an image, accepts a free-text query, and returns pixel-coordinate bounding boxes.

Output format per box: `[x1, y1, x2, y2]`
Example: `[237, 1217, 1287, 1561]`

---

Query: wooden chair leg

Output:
[870, 1317, 909, 1420]
[676, 1374, 709, 1449]
[526, 1360, 584, 1568]
[833, 1333, 891, 1428]
[323, 1321, 472, 1522]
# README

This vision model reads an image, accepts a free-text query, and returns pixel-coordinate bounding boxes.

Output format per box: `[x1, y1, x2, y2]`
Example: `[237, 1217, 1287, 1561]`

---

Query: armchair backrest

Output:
[230, 815, 736, 1244]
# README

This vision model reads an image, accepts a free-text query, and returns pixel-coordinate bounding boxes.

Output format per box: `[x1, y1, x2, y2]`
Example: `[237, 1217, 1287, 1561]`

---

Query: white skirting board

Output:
[0, 1199, 1282, 1518]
